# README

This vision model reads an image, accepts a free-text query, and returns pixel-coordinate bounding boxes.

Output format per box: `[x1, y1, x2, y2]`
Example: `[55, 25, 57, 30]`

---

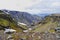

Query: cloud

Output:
[23, 9, 42, 14]
[0, 0, 42, 11]
[0, 0, 17, 10]
[0, 0, 60, 14]
[27, 0, 60, 14]
[51, 2, 60, 7]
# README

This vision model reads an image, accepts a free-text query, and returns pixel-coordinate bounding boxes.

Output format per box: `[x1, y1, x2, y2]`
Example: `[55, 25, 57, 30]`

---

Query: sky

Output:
[0, 0, 60, 14]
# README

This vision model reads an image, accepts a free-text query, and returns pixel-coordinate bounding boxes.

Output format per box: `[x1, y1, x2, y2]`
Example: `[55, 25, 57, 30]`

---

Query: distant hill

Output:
[33, 13, 50, 18]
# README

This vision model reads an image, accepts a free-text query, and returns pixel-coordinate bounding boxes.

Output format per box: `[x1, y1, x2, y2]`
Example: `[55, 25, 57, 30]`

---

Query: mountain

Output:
[1, 9, 60, 33]
[1, 9, 42, 26]
[0, 10, 28, 32]
[34, 13, 51, 19]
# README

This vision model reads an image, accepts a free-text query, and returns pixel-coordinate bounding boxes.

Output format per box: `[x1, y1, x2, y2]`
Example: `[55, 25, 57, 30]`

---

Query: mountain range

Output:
[1, 9, 43, 26]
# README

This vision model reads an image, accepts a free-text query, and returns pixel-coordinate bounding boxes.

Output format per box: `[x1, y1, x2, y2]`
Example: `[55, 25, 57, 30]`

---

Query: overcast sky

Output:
[0, 0, 60, 14]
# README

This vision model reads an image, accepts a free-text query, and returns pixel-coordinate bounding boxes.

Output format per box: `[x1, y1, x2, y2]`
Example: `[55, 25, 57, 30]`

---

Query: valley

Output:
[0, 10, 60, 40]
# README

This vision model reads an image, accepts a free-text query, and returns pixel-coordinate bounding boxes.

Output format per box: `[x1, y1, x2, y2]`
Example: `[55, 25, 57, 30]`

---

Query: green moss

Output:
[0, 18, 9, 26]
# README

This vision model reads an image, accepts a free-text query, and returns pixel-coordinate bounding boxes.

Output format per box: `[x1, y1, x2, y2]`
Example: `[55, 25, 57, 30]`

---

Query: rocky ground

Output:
[0, 30, 60, 40]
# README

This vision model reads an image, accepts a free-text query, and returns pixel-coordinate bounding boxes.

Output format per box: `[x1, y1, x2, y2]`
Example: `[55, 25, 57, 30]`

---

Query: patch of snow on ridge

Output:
[18, 22, 27, 26]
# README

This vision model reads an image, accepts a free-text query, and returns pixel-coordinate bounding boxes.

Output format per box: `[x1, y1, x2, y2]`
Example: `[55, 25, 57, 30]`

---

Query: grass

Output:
[32, 21, 57, 32]
[0, 18, 9, 26]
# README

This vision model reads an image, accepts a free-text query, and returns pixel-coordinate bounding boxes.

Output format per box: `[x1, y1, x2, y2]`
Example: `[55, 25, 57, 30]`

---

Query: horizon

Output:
[0, 9, 60, 15]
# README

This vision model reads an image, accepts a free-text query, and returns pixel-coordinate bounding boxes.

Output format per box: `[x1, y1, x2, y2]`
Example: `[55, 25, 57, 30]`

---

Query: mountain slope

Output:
[32, 14, 59, 32]
[0, 10, 28, 32]
[33, 22, 57, 32]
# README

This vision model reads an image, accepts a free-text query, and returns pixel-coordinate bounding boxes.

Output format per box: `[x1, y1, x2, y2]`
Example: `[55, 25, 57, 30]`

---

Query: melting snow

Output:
[18, 22, 27, 26]
[4, 29, 16, 33]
